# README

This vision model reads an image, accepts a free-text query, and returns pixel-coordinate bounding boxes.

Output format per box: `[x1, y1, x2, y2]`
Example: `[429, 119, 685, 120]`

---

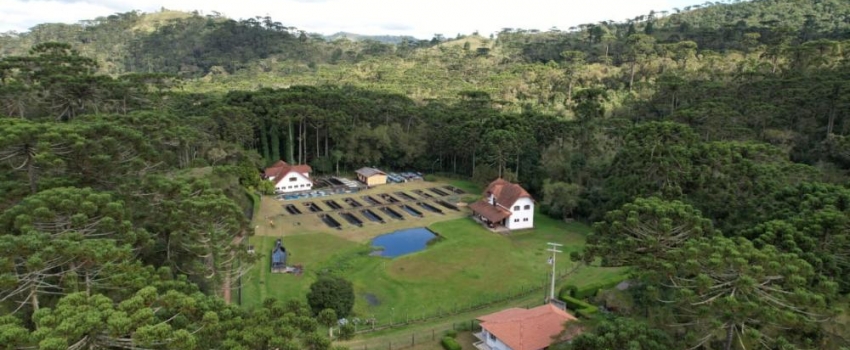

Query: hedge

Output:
[559, 284, 578, 298]
[441, 336, 462, 350]
[559, 294, 599, 319]
[561, 277, 628, 299]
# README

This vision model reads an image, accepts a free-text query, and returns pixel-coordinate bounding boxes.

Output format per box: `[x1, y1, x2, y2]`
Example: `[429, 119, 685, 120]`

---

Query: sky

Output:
[2, 0, 703, 39]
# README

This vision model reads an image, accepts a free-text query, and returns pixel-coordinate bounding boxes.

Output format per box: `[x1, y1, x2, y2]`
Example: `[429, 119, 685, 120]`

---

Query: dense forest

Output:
[2, 0, 850, 348]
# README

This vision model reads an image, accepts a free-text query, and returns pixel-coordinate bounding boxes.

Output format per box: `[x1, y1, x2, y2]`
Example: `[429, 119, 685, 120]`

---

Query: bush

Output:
[560, 295, 599, 319]
[571, 277, 627, 299]
[441, 336, 462, 350]
[445, 330, 458, 338]
[559, 284, 578, 297]
[560, 295, 590, 310]
[576, 306, 599, 318]
[338, 323, 355, 340]
[424, 174, 437, 182]
[307, 276, 355, 318]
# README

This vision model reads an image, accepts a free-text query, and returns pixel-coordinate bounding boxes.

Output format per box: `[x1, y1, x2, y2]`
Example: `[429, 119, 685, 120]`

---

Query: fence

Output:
[352, 268, 578, 335]
[344, 320, 482, 350]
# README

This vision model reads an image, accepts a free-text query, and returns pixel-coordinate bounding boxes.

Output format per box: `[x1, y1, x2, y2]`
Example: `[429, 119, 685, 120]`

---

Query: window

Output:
[513, 205, 520, 211]
[489, 333, 496, 341]
[514, 219, 519, 223]
[289, 177, 297, 182]
[524, 205, 531, 210]
[523, 218, 529, 222]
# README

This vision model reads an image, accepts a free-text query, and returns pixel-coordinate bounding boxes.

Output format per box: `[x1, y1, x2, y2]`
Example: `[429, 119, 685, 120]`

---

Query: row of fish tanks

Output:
[282, 186, 463, 214]
[315, 200, 457, 229]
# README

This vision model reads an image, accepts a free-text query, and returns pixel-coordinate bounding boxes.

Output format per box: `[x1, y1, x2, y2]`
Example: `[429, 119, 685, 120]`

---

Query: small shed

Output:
[356, 167, 388, 187]
[271, 239, 287, 273]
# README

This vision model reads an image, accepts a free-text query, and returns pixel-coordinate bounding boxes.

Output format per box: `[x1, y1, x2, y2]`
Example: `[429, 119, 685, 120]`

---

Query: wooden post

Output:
[432, 329, 435, 340]
[412, 334, 415, 346]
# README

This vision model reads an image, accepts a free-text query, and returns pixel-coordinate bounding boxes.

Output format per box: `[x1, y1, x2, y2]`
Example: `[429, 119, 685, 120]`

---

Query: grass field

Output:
[243, 181, 626, 324]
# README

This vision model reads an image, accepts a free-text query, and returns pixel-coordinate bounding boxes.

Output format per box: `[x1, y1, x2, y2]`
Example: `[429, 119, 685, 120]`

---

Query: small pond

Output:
[371, 227, 437, 258]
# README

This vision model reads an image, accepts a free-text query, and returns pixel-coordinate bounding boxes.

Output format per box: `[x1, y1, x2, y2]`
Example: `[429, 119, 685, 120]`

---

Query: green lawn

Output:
[243, 213, 626, 324]
[443, 178, 482, 194]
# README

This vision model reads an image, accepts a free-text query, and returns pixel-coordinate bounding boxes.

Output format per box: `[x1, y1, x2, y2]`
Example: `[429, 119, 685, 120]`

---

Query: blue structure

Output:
[271, 239, 287, 273]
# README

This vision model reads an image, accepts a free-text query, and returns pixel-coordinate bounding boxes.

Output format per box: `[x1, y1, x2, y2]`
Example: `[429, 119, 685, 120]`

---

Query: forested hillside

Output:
[2, 0, 850, 348]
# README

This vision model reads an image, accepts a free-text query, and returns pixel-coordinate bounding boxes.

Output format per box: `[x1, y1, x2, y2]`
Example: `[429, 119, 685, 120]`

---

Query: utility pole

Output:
[546, 242, 563, 303]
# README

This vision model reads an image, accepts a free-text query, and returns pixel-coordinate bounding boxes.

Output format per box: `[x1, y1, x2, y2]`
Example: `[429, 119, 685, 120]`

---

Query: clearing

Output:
[243, 178, 625, 325]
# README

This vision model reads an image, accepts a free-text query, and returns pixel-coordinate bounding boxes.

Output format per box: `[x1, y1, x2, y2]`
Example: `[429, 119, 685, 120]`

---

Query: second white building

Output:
[470, 178, 534, 230]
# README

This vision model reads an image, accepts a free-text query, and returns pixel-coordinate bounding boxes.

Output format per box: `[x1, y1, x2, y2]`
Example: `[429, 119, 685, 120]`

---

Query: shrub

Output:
[560, 295, 590, 310]
[338, 323, 355, 340]
[575, 305, 599, 318]
[441, 336, 462, 350]
[307, 275, 355, 318]
[453, 321, 474, 331]
[572, 277, 627, 299]
[445, 330, 458, 338]
[559, 284, 578, 297]
[560, 295, 599, 319]
[424, 174, 437, 182]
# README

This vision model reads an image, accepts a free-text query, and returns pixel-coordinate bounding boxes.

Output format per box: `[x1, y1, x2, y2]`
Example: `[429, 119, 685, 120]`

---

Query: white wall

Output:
[272, 171, 312, 193]
[505, 197, 534, 230]
[483, 329, 514, 350]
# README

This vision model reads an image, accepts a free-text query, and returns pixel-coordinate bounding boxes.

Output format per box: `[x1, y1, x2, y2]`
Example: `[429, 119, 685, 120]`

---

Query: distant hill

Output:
[2, 0, 848, 77]
[323, 32, 418, 44]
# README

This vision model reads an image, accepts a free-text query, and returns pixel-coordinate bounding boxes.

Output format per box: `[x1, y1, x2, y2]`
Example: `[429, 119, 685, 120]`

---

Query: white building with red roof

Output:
[264, 160, 313, 193]
[474, 304, 579, 350]
[469, 179, 534, 230]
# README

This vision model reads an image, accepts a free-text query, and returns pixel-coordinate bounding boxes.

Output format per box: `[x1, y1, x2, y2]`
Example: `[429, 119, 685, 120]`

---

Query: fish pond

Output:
[370, 227, 438, 258]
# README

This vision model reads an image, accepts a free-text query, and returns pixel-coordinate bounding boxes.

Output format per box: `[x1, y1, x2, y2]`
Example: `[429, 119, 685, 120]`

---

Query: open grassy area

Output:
[244, 190, 626, 324]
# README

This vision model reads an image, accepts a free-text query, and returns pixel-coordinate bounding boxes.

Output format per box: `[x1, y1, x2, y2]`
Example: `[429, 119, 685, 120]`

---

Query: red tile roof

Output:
[485, 179, 533, 208]
[264, 160, 311, 182]
[469, 200, 512, 223]
[478, 304, 578, 350]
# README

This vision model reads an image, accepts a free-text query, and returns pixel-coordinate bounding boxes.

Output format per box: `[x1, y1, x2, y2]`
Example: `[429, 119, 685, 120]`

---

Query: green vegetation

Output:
[2, 0, 850, 348]
[245, 216, 624, 324]
[559, 317, 673, 350]
[308, 276, 355, 318]
[440, 336, 462, 350]
[560, 274, 628, 300]
[558, 294, 599, 319]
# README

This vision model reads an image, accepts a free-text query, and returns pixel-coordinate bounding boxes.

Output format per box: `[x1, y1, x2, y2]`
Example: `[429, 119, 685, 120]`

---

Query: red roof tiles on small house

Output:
[478, 304, 578, 350]
[469, 200, 512, 223]
[485, 178, 533, 209]
[264, 160, 311, 181]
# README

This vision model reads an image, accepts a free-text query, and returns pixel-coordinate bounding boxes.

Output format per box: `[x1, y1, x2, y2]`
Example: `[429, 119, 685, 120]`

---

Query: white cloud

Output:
[1, 0, 701, 38]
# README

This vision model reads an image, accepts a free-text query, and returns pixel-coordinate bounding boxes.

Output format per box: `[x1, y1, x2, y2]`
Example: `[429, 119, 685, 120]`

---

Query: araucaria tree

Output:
[655, 236, 837, 349]
[582, 197, 717, 267]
